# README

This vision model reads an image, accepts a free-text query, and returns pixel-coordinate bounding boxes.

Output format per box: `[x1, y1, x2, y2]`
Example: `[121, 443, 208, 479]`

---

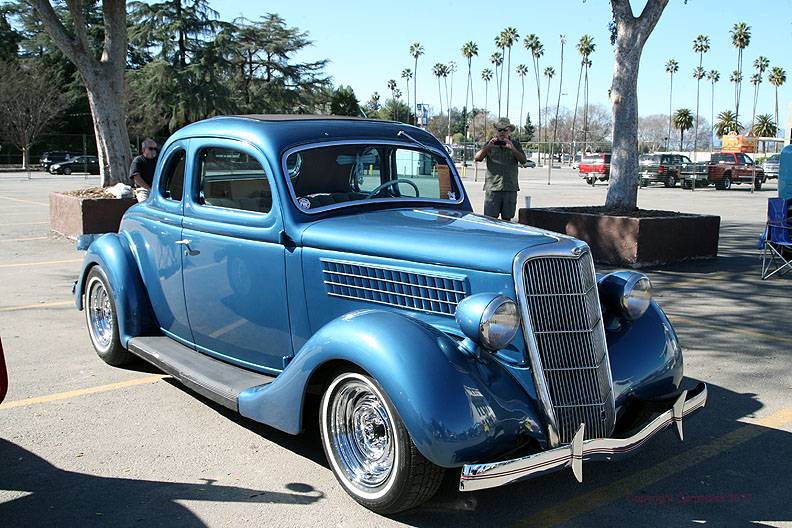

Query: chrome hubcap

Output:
[88, 279, 113, 348]
[328, 378, 394, 491]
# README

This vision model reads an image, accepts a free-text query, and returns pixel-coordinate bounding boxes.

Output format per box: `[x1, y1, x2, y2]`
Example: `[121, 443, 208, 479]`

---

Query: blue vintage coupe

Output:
[75, 115, 706, 514]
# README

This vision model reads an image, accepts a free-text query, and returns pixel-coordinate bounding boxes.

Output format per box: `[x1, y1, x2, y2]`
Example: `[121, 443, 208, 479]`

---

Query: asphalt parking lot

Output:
[1, 168, 790, 527]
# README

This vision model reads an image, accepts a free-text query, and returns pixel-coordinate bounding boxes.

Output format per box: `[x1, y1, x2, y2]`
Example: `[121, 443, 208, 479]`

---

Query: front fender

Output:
[239, 310, 544, 468]
[74, 233, 158, 347]
[608, 301, 685, 407]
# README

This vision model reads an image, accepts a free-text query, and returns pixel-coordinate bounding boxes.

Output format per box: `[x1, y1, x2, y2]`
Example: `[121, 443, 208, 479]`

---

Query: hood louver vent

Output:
[321, 259, 467, 316]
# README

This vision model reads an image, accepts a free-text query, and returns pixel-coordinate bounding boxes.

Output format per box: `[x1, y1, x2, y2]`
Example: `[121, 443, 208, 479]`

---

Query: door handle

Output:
[175, 239, 199, 256]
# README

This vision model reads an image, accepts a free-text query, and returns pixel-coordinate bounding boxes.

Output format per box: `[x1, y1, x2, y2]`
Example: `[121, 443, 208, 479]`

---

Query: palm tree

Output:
[751, 56, 770, 133]
[499, 27, 519, 119]
[481, 68, 493, 139]
[768, 67, 786, 143]
[753, 114, 777, 154]
[387, 79, 397, 120]
[523, 35, 544, 161]
[516, 64, 529, 135]
[730, 22, 751, 124]
[552, 35, 567, 170]
[749, 72, 762, 134]
[409, 42, 424, 125]
[461, 41, 478, 141]
[729, 70, 743, 129]
[707, 70, 720, 147]
[672, 108, 694, 150]
[692, 35, 710, 159]
[715, 110, 741, 137]
[665, 59, 679, 150]
[543, 66, 555, 148]
[432, 63, 446, 116]
[393, 88, 402, 121]
[446, 61, 457, 141]
[401, 68, 412, 121]
[572, 35, 594, 157]
[692, 67, 706, 155]
[490, 51, 504, 118]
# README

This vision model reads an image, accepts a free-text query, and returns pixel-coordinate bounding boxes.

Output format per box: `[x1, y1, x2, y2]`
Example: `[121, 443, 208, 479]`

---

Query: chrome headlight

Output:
[599, 271, 653, 321]
[455, 293, 520, 351]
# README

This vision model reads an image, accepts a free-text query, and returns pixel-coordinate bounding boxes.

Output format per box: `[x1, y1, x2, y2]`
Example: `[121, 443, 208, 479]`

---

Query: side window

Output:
[198, 147, 272, 214]
[161, 149, 186, 202]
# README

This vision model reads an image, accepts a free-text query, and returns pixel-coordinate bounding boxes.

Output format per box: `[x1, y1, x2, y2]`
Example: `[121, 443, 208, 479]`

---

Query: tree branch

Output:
[28, 0, 85, 62]
[101, 0, 127, 65]
[610, 0, 635, 23]
[65, 0, 91, 57]
[635, 0, 669, 45]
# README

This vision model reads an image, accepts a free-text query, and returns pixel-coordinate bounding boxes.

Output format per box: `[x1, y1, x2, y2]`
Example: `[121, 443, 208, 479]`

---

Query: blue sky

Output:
[217, 0, 791, 129]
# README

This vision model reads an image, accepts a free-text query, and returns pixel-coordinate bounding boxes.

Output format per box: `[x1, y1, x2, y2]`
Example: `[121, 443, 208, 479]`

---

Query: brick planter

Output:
[49, 192, 136, 238]
[518, 207, 720, 268]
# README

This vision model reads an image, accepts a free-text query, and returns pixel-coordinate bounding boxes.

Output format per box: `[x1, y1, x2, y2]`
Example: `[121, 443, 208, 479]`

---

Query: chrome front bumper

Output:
[459, 383, 707, 492]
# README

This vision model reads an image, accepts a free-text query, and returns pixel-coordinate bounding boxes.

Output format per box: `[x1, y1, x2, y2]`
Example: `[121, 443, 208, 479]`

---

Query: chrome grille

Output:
[521, 252, 615, 444]
[321, 259, 467, 316]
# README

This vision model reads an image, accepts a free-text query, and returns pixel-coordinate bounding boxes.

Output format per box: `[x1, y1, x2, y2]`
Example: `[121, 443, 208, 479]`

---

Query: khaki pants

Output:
[484, 190, 517, 220]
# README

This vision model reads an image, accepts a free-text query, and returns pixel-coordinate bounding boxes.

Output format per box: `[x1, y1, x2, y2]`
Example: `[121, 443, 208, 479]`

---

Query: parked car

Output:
[49, 155, 100, 175]
[639, 153, 691, 187]
[74, 115, 706, 514]
[39, 151, 78, 170]
[761, 154, 780, 179]
[520, 159, 536, 168]
[708, 152, 765, 190]
[578, 153, 611, 184]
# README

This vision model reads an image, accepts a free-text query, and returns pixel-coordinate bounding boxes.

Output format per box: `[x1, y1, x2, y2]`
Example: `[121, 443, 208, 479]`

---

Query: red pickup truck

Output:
[708, 152, 765, 190]
[578, 153, 611, 185]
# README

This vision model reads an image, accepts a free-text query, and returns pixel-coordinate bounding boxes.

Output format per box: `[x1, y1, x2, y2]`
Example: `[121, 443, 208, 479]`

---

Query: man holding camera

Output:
[474, 117, 527, 221]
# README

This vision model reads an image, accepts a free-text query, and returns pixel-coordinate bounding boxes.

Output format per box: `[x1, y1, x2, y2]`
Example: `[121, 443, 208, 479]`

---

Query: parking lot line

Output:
[513, 405, 792, 528]
[0, 374, 168, 410]
[669, 314, 792, 345]
[0, 258, 82, 269]
[0, 300, 74, 312]
[0, 195, 48, 206]
[0, 236, 48, 243]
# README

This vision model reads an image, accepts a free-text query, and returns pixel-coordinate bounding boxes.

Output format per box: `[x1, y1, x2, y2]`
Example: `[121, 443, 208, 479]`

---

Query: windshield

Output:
[284, 143, 462, 212]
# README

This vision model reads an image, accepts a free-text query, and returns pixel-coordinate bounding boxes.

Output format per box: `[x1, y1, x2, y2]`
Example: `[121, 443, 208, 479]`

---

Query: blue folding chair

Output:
[761, 198, 792, 279]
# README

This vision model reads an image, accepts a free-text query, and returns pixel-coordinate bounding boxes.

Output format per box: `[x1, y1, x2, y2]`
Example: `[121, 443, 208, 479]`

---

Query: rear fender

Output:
[75, 233, 158, 347]
[238, 310, 544, 468]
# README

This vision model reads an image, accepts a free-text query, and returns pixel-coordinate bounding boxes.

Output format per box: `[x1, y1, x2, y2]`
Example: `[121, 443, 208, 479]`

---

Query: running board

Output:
[127, 337, 275, 411]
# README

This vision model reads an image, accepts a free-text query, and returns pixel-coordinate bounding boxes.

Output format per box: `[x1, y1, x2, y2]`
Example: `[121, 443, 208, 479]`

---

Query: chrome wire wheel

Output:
[87, 276, 114, 352]
[322, 373, 397, 499]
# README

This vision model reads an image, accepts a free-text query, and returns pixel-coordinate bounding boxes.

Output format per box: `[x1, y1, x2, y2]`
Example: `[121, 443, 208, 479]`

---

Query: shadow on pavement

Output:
[0, 438, 324, 527]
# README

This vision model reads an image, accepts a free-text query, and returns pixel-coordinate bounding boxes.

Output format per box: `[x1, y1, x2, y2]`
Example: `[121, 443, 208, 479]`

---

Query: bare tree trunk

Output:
[31, 0, 130, 187]
[571, 63, 583, 162]
[605, 0, 669, 210]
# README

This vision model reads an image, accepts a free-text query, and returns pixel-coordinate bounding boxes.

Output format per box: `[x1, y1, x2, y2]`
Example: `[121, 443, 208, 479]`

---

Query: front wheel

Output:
[320, 371, 443, 514]
[753, 178, 763, 191]
[84, 266, 135, 366]
[62, 167, 72, 175]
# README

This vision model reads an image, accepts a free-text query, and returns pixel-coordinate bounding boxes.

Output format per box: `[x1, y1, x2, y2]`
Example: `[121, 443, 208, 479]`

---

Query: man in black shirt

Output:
[129, 138, 158, 200]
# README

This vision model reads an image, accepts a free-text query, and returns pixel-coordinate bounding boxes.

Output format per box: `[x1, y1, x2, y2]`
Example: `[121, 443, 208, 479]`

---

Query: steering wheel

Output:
[365, 179, 420, 199]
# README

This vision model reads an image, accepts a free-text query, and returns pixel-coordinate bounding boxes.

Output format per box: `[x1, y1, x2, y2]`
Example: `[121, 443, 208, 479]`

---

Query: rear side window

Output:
[161, 149, 186, 202]
[198, 147, 272, 214]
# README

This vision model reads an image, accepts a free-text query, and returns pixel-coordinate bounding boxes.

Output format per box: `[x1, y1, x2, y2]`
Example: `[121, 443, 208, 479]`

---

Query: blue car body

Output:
[75, 115, 694, 473]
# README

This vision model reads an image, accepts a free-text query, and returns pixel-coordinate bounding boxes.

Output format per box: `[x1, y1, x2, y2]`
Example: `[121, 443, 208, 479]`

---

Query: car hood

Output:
[299, 208, 563, 273]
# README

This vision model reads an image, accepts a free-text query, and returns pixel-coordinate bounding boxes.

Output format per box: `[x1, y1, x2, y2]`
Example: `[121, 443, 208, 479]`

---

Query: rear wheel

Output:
[585, 177, 595, 186]
[320, 371, 443, 514]
[754, 178, 763, 191]
[84, 266, 134, 366]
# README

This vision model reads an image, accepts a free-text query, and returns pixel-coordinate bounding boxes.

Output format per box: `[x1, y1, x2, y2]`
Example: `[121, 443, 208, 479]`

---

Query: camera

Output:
[493, 139, 506, 146]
